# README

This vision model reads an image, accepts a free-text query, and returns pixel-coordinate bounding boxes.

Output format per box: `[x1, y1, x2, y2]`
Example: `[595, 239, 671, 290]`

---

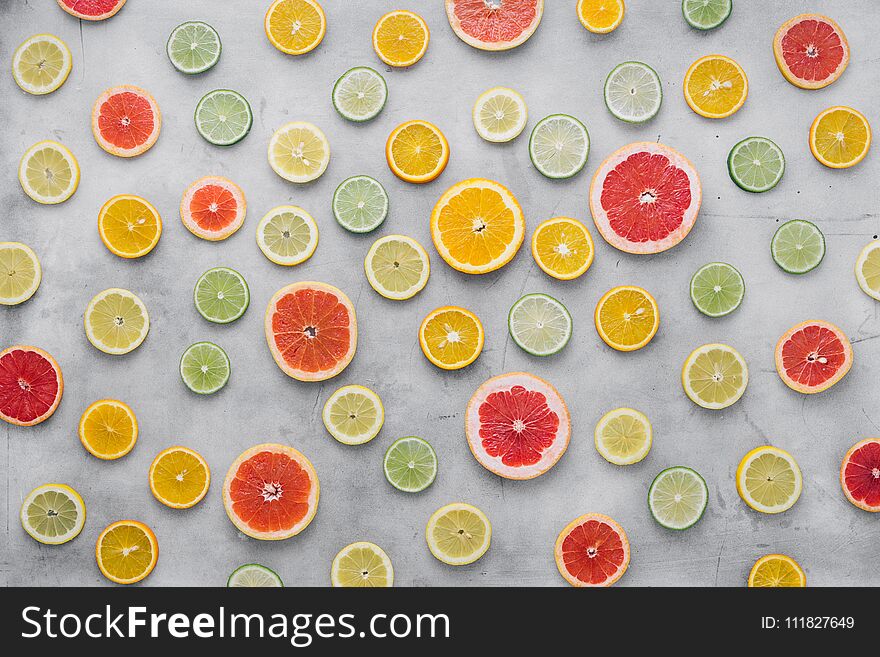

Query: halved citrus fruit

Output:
[84, 288, 149, 355]
[748, 554, 806, 587]
[92, 85, 160, 158]
[419, 306, 484, 370]
[736, 446, 802, 514]
[531, 217, 593, 280]
[265, 282, 357, 382]
[555, 513, 629, 587]
[12, 34, 72, 95]
[425, 502, 491, 566]
[594, 285, 659, 351]
[149, 446, 211, 509]
[0, 346, 63, 427]
[264, 0, 326, 55]
[809, 106, 871, 169]
[681, 343, 748, 409]
[269, 121, 330, 183]
[446, 0, 543, 51]
[331, 542, 394, 587]
[19, 140, 80, 205]
[95, 520, 158, 585]
[590, 142, 701, 254]
[21, 483, 85, 545]
[856, 241, 880, 301]
[0, 242, 41, 305]
[774, 320, 852, 394]
[223, 443, 319, 540]
[365, 234, 430, 300]
[98, 195, 162, 258]
[57, 0, 126, 20]
[79, 399, 138, 460]
[683, 55, 748, 119]
[773, 14, 848, 89]
[577, 0, 624, 34]
[386, 120, 449, 184]
[257, 206, 318, 266]
[840, 439, 880, 512]
[180, 176, 246, 241]
[373, 10, 429, 67]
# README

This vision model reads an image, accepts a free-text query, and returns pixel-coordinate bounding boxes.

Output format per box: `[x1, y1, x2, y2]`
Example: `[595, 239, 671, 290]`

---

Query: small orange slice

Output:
[95, 520, 158, 585]
[809, 106, 871, 169]
[373, 10, 430, 67]
[594, 285, 659, 351]
[577, 0, 625, 34]
[149, 446, 211, 509]
[386, 120, 449, 184]
[531, 217, 594, 280]
[79, 399, 138, 460]
[748, 554, 806, 587]
[683, 55, 748, 119]
[419, 306, 484, 370]
[98, 195, 162, 258]
[264, 0, 326, 55]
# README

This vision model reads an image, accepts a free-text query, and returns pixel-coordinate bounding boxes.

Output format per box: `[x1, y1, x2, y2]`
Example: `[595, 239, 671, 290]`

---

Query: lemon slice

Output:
[20, 484, 85, 545]
[256, 205, 318, 266]
[364, 234, 430, 300]
[681, 343, 748, 409]
[736, 446, 802, 514]
[855, 240, 880, 301]
[425, 502, 491, 566]
[268, 122, 330, 183]
[84, 288, 150, 355]
[594, 407, 652, 465]
[322, 385, 384, 445]
[0, 242, 41, 305]
[748, 554, 806, 587]
[12, 34, 72, 95]
[331, 542, 394, 587]
[472, 87, 528, 143]
[78, 399, 138, 460]
[18, 140, 79, 204]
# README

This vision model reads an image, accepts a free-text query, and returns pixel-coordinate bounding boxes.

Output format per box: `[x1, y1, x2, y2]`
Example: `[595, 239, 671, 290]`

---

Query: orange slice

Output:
[419, 306, 484, 370]
[748, 554, 806, 587]
[373, 10, 430, 67]
[98, 195, 162, 258]
[683, 55, 748, 119]
[91, 85, 161, 157]
[264, 0, 326, 55]
[809, 106, 871, 169]
[149, 446, 210, 509]
[531, 216, 594, 280]
[577, 0, 625, 34]
[594, 285, 659, 351]
[95, 520, 158, 585]
[386, 120, 449, 184]
[78, 399, 137, 460]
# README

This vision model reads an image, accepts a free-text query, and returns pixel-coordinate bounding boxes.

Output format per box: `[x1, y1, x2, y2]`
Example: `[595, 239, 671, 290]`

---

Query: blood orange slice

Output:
[775, 320, 853, 394]
[590, 142, 701, 254]
[91, 85, 160, 158]
[555, 513, 630, 587]
[222, 443, 319, 540]
[445, 0, 543, 51]
[840, 439, 880, 512]
[265, 282, 357, 382]
[773, 14, 849, 90]
[180, 176, 246, 241]
[465, 372, 570, 480]
[57, 0, 126, 20]
[0, 346, 63, 427]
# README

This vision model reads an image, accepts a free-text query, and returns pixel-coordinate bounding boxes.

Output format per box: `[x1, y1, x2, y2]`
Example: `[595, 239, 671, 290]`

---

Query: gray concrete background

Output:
[2, 0, 879, 587]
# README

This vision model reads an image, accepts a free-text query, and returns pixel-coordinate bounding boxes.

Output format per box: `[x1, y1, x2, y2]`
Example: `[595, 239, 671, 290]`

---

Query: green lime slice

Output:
[689, 262, 744, 317]
[227, 564, 283, 587]
[195, 89, 252, 146]
[648, 466, 708, 530]
[167, 21, 221, 74]
[194, 267, 249, 324]
[528, 114, 590, 179]
[682, 0, 732, 30]
[332, 175, 389, 233]
[508, 293, 572, 356]
[771, 220, 825, 274]
[180, 342, 230, 395]
[727, 137, 785, 193]
[383, 436, 437, 493]
[332, 66, 387, 122]
[604, 61, 662, 123]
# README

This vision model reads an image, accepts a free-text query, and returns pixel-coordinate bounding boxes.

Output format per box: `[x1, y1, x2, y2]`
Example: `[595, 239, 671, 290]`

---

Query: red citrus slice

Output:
[773, 14, 849, 90]
[57, 0, 126, 20]
[555, 513, 630, 587]
[775, 320, 853, 394]
[265, 282, 357, 382]
[91, 85, 160, 158]
[0, 346, 63, 427]
[180, 176, 246, 241]
[445, 0, 543, 51]
[222, 443, 319, 540]
[841, 439, 880, 512]
[590, 142, 701, 254]
[465, 372, 570, 480]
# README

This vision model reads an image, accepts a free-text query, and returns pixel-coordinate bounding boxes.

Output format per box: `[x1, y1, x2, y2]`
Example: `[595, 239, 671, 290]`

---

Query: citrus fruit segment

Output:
[78, 399, 138, 460]
[771, 220, 825, 274]
[473, 87, 528, 143]
[228, 564, 283, 587]
[727, 137, 785, 193]
[604, 61, 661, 123]
[431, 178, 525, 273]
[840, 439, 880, 512]
[18, 140, 79, 204]
[594, 407, 652, 466]
[748, 554, 806, 587]
[195, 89, 252, 146]
[689, 262, 744, 317]
[384, 436, 438, 493]
[268, 121, 330, 183]
[529, 114, 590, 179]
[95, 520, 158, 585]
[332, 67, 387, 122]
[648, 466, 708, 530]
[446, 0, 543, 51]
[167, 21, 221, 74]
[180, 342, 230, 395]
[57, 0, 126, 20]
[180, 176, 246, 241]
[466, 372, 570, 480]
[531, 217, 594, 281]
[364, 234, 430, 301]
[555, 513, 629, 587]
[386, 120, 449, 184]
[264, 0, 326, 55]
[578, 0, 624, 34]
[331, 542, 394, 587]
[0, 346, 63, 426]
[322, 385, 384, 446]
[91, 85, 160, 157]
[683, 55, 748, 119]
[773, 14, 848, 89]
[149, 446, 211, 509]
[223, 443, 319, 540]
[98, 195, 162, 258]
[425, 503, 491, 566]
[682, 0, 731, 30]
[736, 446, 802, 514]
[20, 484, 85, 545]
[508, 293, 572, 357]
[774, 320, 852, 394]
[265, 282, 357, 382]
[594, 285, 659, 352]
[256, 206, 318, 266]
[0, 242, 41, 305]
[12, 34, 72, 95]
[419, 306, 484, 370]
[590, 142, 701, 254]
[333, 176, 389, 233]
[84, 288, 149, 355]
[681, 343, 748, 409]
[194, 267, 249, 324]
[373, 10, 430, 67]
[809, 106, 871, 169]
[855, 241, 880, 301]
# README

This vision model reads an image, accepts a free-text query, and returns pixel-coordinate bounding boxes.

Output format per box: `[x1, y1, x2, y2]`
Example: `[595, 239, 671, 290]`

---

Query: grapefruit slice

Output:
[445, 0, 543, 51]
[774, 320, 852, 394]
[0, 346, 63, 427]
[91, 85, 160, 158]
[555, 513, 630, 587]
[265, 282, 357, 382]
[773, 14, 849, 90]
[223, 443, 319, 540]
[180, 176, 246, 241]
[590, 142, 701, 254]
[840, 439, 880, 512]
[57, 0, 126, 20]
[465, 372, 570, 480]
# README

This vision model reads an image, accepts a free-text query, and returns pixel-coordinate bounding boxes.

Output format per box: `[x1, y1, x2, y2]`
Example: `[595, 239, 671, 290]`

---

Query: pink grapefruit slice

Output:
[180, 176, 246, 241]
[57, 0, 126, 20]
[555, 513, 630, 587]
[0, 346, 63, 427]
[91, 85, 160, 158]
[840, 439, 880, 512]
[445, 0, 543, 51]
[775, 320, 853, 394]
[773, 14, 849, 90]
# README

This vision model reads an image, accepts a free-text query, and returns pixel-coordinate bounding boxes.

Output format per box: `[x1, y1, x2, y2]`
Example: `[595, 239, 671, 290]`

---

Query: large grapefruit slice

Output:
[465, 372, 570, 480]
[265, 282, 357, 382]
[0, 346, 63, 427]
[775, 320, 853, 394]
[223, 443, 319, 540]
[57, 0, 126, 20]
[91, 85, 160, 158]
[555, 513, 630, 587]
[773, 14, 849, 90]
[180, 176, 246, 241]
[840, 439, 880, 512]
[445, 0, 543, 51]
[590, 142, 701, 254]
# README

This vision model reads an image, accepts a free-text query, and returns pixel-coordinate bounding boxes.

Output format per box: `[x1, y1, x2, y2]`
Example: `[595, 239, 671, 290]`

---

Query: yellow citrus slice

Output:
[78, 399, 138, 460]
[20, 483, 85, 545]
[419, 306, 484, 370]
[18, 140, 79, 204]
[594, 285, 659, 351]
[683, 54, 748, 119]
[386, 120, 449, 184]
[594, 407, 652, 465]
[84, 288, 149, 355]
[748, 554, 806, 587]
[268, 121, 330, 183]
[372, 10, 429, 67]
[425, 502, 491, 566]
[149, 446, 211, 509]
[736, 445, 802, 514]
[809, 106, 871, 169]
[95, 520, 158, 584]
[256, 205, 319, 266]
[531, 216, 594, 280]
[322, 384, 384, 446]
[264, 0, 326, 55]
[472, 87, 528, 143]
[364, 234, 430, 300]
[681, 343, 748, 409]
[0, 242, 41, 305]
[856, 240, 880, 301]
[12, 33, 72, 95]
[331, 541, 394, 587]
[98, 195, 162, 258]
[577, 0, 625, 34]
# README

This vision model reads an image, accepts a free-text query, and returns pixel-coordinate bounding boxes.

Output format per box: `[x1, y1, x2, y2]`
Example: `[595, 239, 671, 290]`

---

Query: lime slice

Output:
[604, 62, 662, 123]
[771, 220, 825, 274]
[529, 114, 590, 179]
[20, 484, 85, 545]
[0, 242, 41, 305]
[508, 293, 572, 356]
[332, 175, 389, 233]
[256, 206, 319, 266]
[193, 267, 249, 324]
[180, 342, 230, 395]
[322, 385, 384, 445]
[384, 436, 437, 493]
[594, 407, 652, 465]
[332, 66, 387, 122]
[364, 234, 430, 300]
[195, 89, 252, 146]
[227, 564, 283, 587]
[682, 0, 732, 30]
[648, 466, 709, 530]
[727, 137, 784, 193]
[331, 542, 394, 587]
[689, 262, 744, 317]
[473, 87, 528, 143]
[167, 21, 221, 74]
